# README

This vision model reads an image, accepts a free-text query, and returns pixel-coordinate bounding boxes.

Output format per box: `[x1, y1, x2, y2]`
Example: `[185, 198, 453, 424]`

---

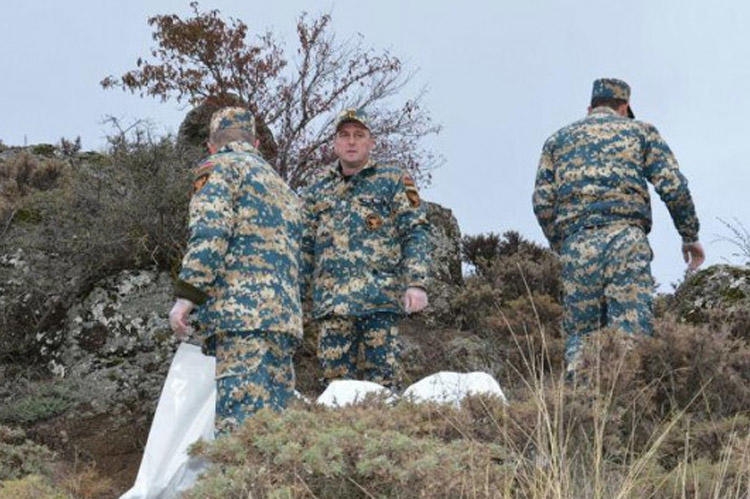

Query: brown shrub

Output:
[462, 230, 562, 302]
[639, 320, 750, 421]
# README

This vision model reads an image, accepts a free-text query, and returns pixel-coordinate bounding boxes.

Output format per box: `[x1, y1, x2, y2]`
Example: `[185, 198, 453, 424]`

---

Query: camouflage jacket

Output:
[533, 107, 699, 251]
[301, 161, 431, 319]
[175, 141, 303, 338]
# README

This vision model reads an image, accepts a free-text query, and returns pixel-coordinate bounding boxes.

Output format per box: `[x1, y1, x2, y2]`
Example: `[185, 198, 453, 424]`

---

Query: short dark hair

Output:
[209, 127, 255, 148]
[591, 97, 628, 111]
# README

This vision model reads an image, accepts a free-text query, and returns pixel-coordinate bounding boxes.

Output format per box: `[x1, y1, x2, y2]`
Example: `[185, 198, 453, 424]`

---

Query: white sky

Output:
[3, 0, 749, 290]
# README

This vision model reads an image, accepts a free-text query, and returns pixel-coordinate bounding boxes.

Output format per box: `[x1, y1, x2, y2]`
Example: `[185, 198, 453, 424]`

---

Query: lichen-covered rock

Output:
[672, 264, 750, 340]
[48, 270, 182, 418]
[423, 201, 463, 325]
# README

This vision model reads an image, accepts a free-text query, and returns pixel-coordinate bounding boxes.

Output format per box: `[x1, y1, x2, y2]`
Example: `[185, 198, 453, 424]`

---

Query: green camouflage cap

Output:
[335, 108, 371, 131]
[210, 107, 256, 135]
[591, 78, 635, 118]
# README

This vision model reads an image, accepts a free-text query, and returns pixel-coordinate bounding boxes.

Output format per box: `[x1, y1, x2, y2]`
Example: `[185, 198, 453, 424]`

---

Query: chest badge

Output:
[365, 213, 383, 230]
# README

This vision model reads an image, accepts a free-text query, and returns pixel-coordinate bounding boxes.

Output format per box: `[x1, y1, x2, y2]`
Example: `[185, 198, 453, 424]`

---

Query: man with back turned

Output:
[533, 78, 705, 373]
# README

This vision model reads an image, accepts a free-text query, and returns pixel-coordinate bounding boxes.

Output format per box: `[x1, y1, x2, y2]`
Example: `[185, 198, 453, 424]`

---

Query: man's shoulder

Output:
[369, 162, 405, 178]
[544, 117, 587, 146]
[546, 114, 658, 146]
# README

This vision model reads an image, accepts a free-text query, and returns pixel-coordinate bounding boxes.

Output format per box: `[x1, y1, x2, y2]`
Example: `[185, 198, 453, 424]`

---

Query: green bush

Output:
[29, 144, 56, 157]
[0, 474, 66, 499]
[0, 426, 55, 481]
[188, 398, 518, 498]
[0, 381, 77, 425]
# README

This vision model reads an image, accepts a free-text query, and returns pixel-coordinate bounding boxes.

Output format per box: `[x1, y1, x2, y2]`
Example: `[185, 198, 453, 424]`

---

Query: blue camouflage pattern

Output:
[210, 106, 256, 136]
[214, 330, 299, 434]
[175, 141, 303, 338]
[533, 106, 699, 252]
[591, 78, 631, 101]
[533, 104, 700, 367]
[175, 139, 303, 431]
[560, 224, 654, 365]
[300, 161, 431, 319]
[317, 312, 402, 389]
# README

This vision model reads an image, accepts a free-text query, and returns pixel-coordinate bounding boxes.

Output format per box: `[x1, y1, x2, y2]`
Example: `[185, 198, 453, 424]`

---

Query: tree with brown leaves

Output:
[101, 2, 441, 188]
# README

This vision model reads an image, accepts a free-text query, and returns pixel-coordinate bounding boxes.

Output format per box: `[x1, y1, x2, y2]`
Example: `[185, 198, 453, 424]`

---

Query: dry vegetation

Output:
[0, 139, 748, 498]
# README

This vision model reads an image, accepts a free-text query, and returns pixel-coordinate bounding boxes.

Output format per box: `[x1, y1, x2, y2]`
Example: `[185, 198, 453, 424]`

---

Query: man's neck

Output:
[339, 160, 368, 177]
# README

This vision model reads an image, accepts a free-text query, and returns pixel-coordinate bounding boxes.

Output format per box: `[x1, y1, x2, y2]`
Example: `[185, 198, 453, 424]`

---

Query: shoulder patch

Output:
[402, 174, 420, 207]
[191, 160, 216, 195]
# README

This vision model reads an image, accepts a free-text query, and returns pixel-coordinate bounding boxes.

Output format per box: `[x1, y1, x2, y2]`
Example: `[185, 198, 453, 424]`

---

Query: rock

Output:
[52, 269, 182, 418]
[672, 264, 750, 340]
[423, 201, 463, 325]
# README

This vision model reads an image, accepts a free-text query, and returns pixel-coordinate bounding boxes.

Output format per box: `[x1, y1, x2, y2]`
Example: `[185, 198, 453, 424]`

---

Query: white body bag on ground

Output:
[121, 342, 215, 499]
[316, 379, 394, 407]
[317, 371, 507, 408]
[402, 371, 507, 406]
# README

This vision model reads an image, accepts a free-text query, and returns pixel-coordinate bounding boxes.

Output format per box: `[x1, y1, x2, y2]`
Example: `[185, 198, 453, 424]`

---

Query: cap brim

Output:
[627, 105, 635, 119]
[336, 118, 369, 131]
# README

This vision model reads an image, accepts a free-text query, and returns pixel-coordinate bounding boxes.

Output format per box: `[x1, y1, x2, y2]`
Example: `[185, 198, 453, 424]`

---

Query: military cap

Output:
[335, 108, 371, 131]
[591, 78, 635, 118]
[210, 107, 256, 136]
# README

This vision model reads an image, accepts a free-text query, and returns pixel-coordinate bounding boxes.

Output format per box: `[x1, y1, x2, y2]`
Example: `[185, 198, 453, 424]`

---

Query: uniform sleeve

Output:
[532, 140, 562, 251]
[299, 188, 317, 307]
[642, 124, 700, 243]
[394, 173, 431, 290]
[174, 160, 236, 304]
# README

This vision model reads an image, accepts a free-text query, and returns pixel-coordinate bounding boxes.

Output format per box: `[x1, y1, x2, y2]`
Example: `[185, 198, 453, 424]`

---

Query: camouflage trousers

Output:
[560, 224, 654, 367]
[317, 312, 402, 389]
[206, 331, 299, 435]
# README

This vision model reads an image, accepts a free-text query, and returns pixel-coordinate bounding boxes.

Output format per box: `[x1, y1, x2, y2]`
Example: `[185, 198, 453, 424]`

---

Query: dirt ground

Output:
[31, 412, 149, 497]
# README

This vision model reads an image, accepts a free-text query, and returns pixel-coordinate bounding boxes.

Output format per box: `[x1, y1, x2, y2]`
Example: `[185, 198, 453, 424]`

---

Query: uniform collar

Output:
[330, 159, 376, 179]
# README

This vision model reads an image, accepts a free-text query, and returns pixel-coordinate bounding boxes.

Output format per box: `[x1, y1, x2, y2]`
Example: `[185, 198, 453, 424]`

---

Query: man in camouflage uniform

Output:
[533, 78, 705, 371]
[168, 107, 302, 434]
[301, 108, 431, 390]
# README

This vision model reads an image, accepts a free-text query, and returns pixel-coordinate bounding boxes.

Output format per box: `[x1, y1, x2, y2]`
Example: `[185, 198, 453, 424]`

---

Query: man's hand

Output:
[682, 241, 706, 271]
[403, 287, 428, 314]
[169, 298, 195, 339]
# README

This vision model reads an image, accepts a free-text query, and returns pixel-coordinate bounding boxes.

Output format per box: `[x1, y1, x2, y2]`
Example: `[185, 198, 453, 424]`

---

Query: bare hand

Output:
[403, 287, 428, 314]
[169, 298, 195, 339]
[682, 241, 705, 271]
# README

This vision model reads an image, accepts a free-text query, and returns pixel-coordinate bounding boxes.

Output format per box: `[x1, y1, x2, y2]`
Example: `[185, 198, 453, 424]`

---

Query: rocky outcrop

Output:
[672, 264, 750, 340]
[53, 270, 180, 414]
[422, 201, 463, 325]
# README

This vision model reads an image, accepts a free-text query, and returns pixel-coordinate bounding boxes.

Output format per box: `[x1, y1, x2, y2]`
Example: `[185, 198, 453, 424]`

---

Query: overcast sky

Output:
[3, 0, 749, 290]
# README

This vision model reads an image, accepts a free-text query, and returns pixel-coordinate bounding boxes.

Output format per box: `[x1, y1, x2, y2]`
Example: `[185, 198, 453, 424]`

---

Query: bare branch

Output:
[101, 5, 442, 188]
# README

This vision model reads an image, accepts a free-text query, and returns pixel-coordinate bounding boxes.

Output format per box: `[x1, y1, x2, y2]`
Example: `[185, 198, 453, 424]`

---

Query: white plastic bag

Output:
[121, 342, 216, 499]
[402, 371, 507, 406]
[316, 379, 393, 407]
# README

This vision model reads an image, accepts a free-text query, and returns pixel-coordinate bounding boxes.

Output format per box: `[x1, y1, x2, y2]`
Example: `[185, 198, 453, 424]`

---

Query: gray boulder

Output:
[673, 264, 750, 340]
[423, 201, 463, 325]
